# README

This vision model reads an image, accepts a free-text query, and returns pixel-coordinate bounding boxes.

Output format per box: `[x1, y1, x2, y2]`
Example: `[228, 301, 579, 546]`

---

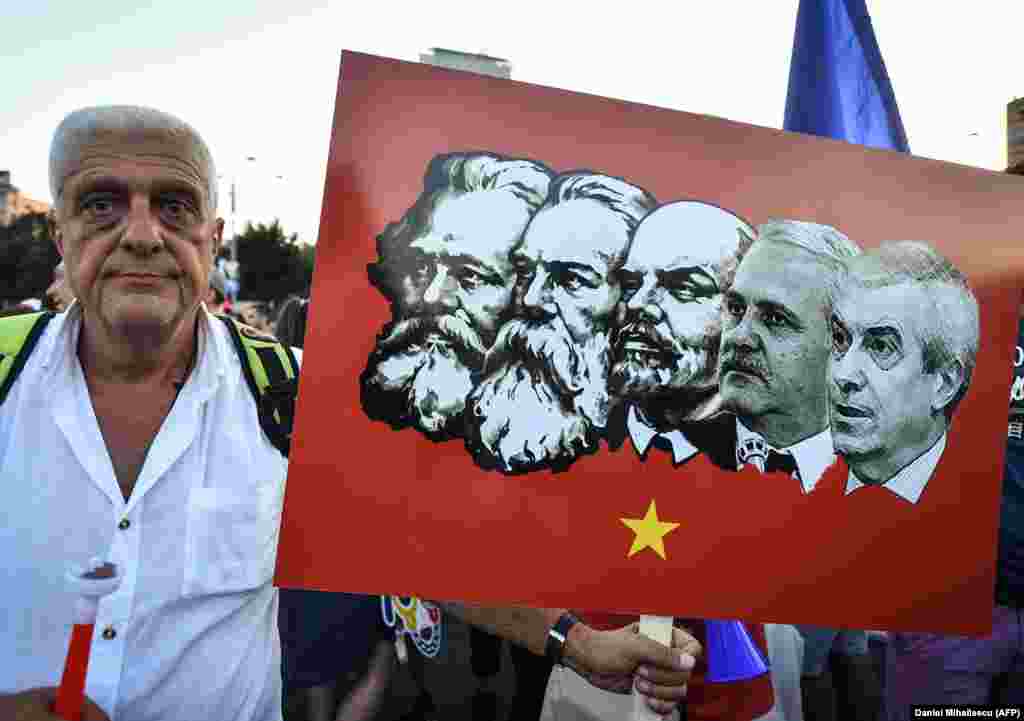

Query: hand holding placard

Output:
[633, 615, 675, 720]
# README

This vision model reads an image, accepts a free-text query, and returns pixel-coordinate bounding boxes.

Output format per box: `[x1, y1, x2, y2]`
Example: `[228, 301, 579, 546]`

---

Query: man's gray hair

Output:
[424, 151, 553, 213]
[758, 219, 862, 263]
[757, 219, 863, 315]
[539, 171, 658, 270]
[49, 105, 218, 211]
[375, 151, 554, 267]
[843, 240, 980, 421]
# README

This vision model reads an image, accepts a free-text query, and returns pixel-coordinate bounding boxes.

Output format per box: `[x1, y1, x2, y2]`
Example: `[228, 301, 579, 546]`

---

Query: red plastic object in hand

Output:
[53, 623, 95, 720]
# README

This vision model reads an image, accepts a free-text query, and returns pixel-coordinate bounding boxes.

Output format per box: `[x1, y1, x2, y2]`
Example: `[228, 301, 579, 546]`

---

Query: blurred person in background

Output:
[207, 267, 229, 315]
[44, 260, 76, 312]
[217, 246, 240, 302]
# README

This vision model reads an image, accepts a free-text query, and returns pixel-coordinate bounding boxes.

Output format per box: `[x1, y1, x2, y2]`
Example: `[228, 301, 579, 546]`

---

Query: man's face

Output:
[361, 189, 530, 440]
[719, 242, 832, 431]
[45, 265, 75, 312]
[512, 199, 627, 343]
[610, 203, 748, 405]
[391, 190, 529, 340]
[52, 129, 222, 337]
[463, 199, 630, 473]
[829, 282, 942, 465]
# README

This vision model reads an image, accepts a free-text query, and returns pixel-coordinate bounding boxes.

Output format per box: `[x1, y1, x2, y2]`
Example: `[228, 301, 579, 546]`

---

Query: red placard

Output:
[275, 50, 1024, 635]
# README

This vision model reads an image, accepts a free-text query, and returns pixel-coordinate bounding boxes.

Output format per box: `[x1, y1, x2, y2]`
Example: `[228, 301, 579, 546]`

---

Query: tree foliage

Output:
[235, 219, 313, 301]
[0, 212, 60, 304]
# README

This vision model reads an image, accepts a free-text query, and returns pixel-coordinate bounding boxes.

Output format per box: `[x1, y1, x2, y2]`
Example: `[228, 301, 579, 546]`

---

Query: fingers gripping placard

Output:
[633, 615, 674, 721]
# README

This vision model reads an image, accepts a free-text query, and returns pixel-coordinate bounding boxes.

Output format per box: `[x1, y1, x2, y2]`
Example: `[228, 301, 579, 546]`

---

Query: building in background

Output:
[0, 171, 50, 226]
[1009, 98, 1024, 175]
[420, 47, 511, 79]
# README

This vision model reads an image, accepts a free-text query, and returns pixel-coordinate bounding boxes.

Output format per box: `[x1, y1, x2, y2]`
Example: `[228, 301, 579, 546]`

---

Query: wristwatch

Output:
[545, 612, 580, 665]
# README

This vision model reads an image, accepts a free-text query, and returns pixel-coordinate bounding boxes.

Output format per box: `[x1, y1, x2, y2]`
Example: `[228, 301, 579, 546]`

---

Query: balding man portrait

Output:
[606, 200, 755, 468]
[0, 104, 291, 720]
[0, 118, 701, 719]
[830, 240, 980, 503]
[717, 219, 861, 492]
[360, 151, 553, 441]
[465, 171, 657, 473]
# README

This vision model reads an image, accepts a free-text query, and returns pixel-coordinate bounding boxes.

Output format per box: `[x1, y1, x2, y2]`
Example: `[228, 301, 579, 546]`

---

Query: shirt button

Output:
[118, 518, 131, 530]
[101, 626, 117, 640]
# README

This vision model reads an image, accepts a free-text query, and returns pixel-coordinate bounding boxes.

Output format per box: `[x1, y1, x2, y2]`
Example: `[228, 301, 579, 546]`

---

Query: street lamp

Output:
[218, 157, 285, 259]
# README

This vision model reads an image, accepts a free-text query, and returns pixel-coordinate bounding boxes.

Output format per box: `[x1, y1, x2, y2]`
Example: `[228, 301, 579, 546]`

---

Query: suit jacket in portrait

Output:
[605, 401, 737, 471]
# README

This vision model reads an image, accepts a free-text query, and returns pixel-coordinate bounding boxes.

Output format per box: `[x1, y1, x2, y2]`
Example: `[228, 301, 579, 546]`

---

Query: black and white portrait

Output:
[358, 154, 982, 490]
[830, 241, 980, 503]
[716, 220, 862, 491]
[606, 201, 755, 467]
[464, 172, 657, 473]
[360, 152, 553, 440]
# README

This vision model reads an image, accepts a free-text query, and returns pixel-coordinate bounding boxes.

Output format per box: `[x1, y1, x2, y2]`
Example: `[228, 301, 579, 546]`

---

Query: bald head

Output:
[611, 201, 756, 411]
[625, 200, 755, 287]
[49, 105, 217, 213]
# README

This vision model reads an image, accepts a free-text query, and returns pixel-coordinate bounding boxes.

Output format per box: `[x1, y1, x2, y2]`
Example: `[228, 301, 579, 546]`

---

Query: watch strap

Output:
[545, 612, 580, 665]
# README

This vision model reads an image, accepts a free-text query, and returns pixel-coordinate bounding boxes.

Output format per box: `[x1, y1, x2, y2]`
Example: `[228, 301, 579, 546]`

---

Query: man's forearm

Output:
[439, 602, 698, 710]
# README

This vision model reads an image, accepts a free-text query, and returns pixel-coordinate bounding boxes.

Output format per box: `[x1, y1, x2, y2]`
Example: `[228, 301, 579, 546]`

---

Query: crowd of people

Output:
[0, 104, 1019, 721]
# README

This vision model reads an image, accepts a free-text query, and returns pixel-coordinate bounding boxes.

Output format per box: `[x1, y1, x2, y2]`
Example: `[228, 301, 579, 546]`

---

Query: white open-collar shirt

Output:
[0, 302, 297, 721]
[735, 419, 836, 493]
[626, 404, 700, 465]
[845, 432, 947, 504]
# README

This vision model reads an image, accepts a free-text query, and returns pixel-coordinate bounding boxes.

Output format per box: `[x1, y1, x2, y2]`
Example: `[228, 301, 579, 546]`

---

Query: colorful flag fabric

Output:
[785, 0, 909, 152]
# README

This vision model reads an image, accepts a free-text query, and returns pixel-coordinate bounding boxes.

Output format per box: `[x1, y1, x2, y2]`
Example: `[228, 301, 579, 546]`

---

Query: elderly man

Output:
[830, 240, 979, 503]
[360, 151, 553, 441]
[717, 219, 861, 492]
[606, 200, 754, 468]
[0, 104, 293, 721]
[465, 171, 657, 473]
[0, 109, 697, 720]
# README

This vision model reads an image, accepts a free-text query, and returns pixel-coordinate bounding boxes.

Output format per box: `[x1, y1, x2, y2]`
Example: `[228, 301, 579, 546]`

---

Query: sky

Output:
[4, 1, 1021, 246]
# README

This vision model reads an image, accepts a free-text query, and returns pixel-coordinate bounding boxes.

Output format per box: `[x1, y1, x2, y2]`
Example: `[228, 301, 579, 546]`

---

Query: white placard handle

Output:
[632, 614, 674, 721]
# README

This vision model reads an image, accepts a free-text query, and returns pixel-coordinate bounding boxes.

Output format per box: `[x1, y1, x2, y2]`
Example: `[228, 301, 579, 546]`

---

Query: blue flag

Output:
[784, 0, 909, 152]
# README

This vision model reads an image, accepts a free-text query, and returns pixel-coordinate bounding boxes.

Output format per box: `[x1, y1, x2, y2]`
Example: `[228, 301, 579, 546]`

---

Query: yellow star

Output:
[620, 500, 680, 560]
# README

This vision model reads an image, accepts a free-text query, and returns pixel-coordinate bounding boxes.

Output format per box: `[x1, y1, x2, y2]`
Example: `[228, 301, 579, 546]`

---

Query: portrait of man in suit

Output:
[606, 200, 755, 467]
[464, 172, 657, 473]
[830, 241, 979, 503]
[718, 220, 861, 491]
[360, 152, 553, 440]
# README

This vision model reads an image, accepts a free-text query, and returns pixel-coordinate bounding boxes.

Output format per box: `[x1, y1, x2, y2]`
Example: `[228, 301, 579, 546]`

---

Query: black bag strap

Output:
[217, 315, 300, 457]
[0, 311, 57, 407]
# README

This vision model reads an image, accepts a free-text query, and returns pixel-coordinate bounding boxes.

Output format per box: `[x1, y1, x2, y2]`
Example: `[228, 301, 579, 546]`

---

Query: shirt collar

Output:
[845, 432, 947, 504]
[735, 419, 835, 493]
[627, 405, 700, 465]
[37, 299, 80, 372]
[40, 300, 233, 393]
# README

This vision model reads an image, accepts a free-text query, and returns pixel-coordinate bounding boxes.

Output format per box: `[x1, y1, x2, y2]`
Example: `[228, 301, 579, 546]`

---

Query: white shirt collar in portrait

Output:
[626, 404, 700, 465]
[0, 299, 296, 721]
[735, 419, 836, 494]
[845, 432, 947, 504]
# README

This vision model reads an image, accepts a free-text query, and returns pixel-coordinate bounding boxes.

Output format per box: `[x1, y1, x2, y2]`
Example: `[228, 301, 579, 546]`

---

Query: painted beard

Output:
[360, 314, 487, 441]
[609, 321, 717, 404]
[465, 317, 612, 474]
